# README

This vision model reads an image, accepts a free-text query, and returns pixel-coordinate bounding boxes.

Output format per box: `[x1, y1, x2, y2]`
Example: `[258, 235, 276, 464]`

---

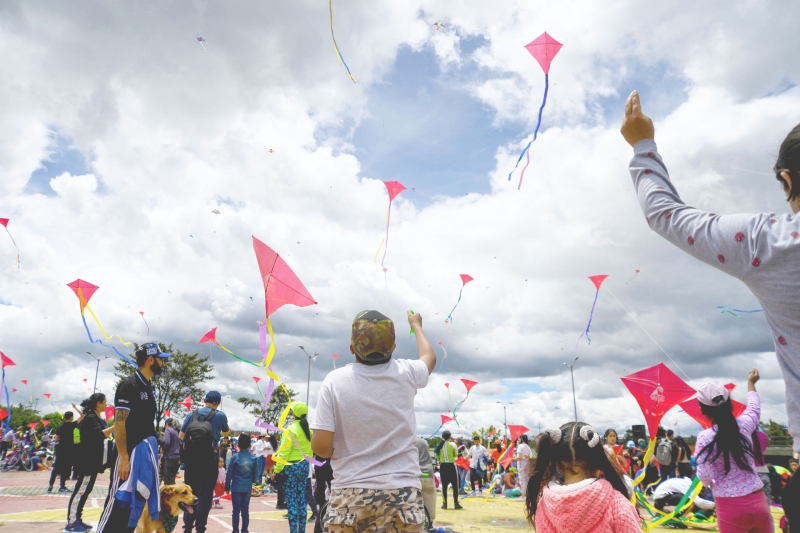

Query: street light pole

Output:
[86, 352, 109, 394]
[298, 347, 318, 405]
[564, 357, 579, 422]
[496, 401, 512, 440]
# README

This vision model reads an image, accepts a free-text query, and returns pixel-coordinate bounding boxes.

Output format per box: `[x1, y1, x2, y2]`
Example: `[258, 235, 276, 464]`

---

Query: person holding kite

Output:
[310, 310, 436, 533]
[524, 422, 640, 533]
[621, 90, 800, 461]
[694, 369, 772, 532]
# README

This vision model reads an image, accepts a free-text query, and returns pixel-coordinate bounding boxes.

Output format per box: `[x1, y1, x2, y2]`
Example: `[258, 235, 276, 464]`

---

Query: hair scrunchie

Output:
[544, 427, 562, 443]
[579, 425, 600, 448]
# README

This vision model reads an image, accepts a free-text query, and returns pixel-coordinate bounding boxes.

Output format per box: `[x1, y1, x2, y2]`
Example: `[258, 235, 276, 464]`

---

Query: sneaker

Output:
[63, 523, 91, 532]
[74, 521, 93, 530]
[454, 504, 464, 510]
[47, 485, 53, 493]
[59, 486, 71, 493]
[441, 505, 447, 510]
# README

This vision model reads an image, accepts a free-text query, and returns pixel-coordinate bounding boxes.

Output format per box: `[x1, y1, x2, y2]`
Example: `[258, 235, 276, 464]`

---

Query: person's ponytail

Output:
[525, 431, 558, 523]
[299, 414, 311, 441]
[697, 400, 754, 474]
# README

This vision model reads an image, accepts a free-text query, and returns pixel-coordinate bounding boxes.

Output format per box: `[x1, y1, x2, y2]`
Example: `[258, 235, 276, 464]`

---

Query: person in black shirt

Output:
[96, 342, 170, 533]
[64, 393, 115, 532]
[48, 411, 77, 493]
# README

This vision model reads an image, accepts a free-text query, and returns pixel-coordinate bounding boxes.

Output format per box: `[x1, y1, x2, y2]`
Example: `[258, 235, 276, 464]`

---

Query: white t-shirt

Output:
[251, 439, 266, 458]
[468, 444, 488, 469]
[311, 358, 429, 490]
[516, 443, 532, 473]
[653, 477, 715, 510]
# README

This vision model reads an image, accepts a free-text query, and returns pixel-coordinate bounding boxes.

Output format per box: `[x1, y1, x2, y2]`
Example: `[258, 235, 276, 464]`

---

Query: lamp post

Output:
[87, 352, 109, 394]
[298, 346, 318, 405]
[496, 401, 512, 440]
[564, 357, 579, 422]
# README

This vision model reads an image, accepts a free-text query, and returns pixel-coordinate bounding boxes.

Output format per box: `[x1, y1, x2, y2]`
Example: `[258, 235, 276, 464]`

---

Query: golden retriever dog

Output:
[135, 483, 198, 533]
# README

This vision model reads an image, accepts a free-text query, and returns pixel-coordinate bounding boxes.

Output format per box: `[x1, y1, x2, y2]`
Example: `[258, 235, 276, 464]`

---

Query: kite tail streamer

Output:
[575, 287, 600, 348]
[510, 74, 549, 188]
[372, 238, 385, 266]
[141, 315, 149, 336]
[630, 438, 657, 500]
[329, 0, 356, 83]
[3, 227, 19, 268]
[717, 306, 762, 314]
[446, 286, 465, 322]
[643, 477, 703, 530]
[721, 310, 740, 317]
[379, 202, 392, 272]
[77, 288, 133, 347]
[81, 314, 136, 365]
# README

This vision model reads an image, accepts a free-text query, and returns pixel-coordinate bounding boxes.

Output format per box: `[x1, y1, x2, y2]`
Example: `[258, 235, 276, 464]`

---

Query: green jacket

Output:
[436, 441, 458, 463]
[274, 420, 313, 473]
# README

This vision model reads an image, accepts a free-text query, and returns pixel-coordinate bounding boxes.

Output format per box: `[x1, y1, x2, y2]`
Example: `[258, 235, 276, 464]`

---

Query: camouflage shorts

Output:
[323, 487, 425, 533]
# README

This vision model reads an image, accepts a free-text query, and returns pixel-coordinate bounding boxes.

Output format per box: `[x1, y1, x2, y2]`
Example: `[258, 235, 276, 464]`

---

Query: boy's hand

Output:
[620, 91, 655, 147]
[408, 310, 423, 331]
[747, 368, 760, 384]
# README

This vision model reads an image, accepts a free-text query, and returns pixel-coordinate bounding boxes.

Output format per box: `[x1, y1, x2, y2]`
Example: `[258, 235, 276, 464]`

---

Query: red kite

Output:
[621, 363, 696, 436]
[179, 395, 192, 411]
[374, 181, 407, 273]
[28, 422, 38, 429]
[0, 218, 19, 268]
[508, 424, 530, 443]
[627, 269, 641, 284]
[41, 420, 50, 427]
[446, 274, 474, 323]
[509, 32, 563, 189]
[0, 409, 7, 420]
[20, 379, 27, 385]
[43, 394, 51, 399]
[199, 327, 264, 368]
[253, 376, 262, 383]
[576, 275, 609, 347]
[11, 388, 16, 393]
[162, 409, 171, 418]
[106, 406, 116, 420]
[461, 379, 478, 393]
[1, 352, 14, 368]
[441, 414, 454, 425]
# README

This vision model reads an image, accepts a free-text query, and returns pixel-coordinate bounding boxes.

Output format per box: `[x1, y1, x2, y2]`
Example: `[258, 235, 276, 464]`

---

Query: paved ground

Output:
[0, 469, 787, 532]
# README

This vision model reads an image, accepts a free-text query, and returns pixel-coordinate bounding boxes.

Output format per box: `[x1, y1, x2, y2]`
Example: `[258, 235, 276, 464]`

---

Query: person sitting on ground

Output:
[525, 422, 640, 533]
[695, 370, 772, 532]
[311, 310, 435, 533]
[503, 467, 522, 498]
[225, 433, 257, 533]
[653, 475, 715, 518]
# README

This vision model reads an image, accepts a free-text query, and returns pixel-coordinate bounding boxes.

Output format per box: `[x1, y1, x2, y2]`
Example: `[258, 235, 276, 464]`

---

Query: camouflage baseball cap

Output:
[351, 310, 396, 364]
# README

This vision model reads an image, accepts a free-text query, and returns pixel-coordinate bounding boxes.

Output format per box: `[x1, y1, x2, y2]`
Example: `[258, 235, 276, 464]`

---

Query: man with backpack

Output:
[656, 429, 677, 482]
[179, 391, 230, 533]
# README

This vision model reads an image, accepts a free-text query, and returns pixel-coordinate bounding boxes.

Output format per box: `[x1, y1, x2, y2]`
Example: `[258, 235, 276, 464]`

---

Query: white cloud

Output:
[0, 0, 797, 436]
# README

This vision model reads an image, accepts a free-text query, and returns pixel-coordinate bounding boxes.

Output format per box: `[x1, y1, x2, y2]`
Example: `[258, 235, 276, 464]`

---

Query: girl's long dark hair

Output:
[525, 422, 629, 525]
[80, 393, 106, 415]
[298, 414, 311, 441]
[751, 430, 765, 465]
[674, 436, 692, 460]
[268, 435, 278, 450]
[696, 399, 754, 474]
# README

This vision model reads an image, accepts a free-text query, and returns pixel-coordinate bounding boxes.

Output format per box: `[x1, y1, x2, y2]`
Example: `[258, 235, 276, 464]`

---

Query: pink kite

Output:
[509, 32, 563, 189]
[627, 269, 641, 284]
[374, 181, 407, 273]
[105, 406, 116, 420]
[67, 279, 99, 313]
[445, 274, 474, 323]
[0, 409, 7, 420]
[1, 352, 14, 369]
[43, 394, 51, 399]
[67, 279, 135, 365]
[20, 379, 27, 386]
[41, 420, 50, 427]
[252, 236, 317, 318]
[460, 378, 478, 393]
[0, 218, 19, 268]
[82, 378, 88, 383]
[162, 409, 171, 418]
[441, 414, 454, 425]
[11, 388, 16, 393]
[253, 376, 262, 384]
[508, 424, 530, 443]
[621, 363, 696, 437]
[333, 353, 338, 369]
[28, 422, 38, 429]
[576, 275, 609, 347]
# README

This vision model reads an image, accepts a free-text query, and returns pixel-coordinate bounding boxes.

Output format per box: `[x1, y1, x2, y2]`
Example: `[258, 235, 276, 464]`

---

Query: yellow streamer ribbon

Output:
[372, 238, 385, 266]
[329, 0, 356, 83]
[630, 437, 656, 503]
[77, 288, 132, 346]
[644, 479, 704, 531]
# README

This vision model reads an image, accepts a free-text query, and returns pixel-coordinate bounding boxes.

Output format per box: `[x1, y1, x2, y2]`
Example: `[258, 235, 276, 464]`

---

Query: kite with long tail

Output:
[576, 274, 608, 348]
[0, 218, 19, 268]
[373, 181, 407, 273]
[1, 352, 15, 428]
[717, 306, 763, 317]
[329, 0, 356, 82]
[425, 414, 455, 439]
[508, 32, 562, 189]
[67, 279, 135, 365]
[446, 274, 474, 323]
[444, 378, 478, 429]
[43, 393, 61, 415]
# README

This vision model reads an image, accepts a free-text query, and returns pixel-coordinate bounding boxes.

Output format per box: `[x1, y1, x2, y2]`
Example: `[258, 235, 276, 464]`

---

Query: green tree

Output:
[759, 419, 790, 437]
[42, 412, 64, 432]
[236, 385, 297, 433]
[471, 425, 498, 446]
[7, 403, 41, 431]
[114, 343, 214, 430]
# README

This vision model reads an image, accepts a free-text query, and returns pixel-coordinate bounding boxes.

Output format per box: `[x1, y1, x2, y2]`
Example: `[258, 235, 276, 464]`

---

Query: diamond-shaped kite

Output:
[446, 274, 474, 323]
[621, 363, 696, 437]
[373, 181, 407, 273]
[252, 236, 317, 318]
[66, 279, 134, 364]
[576, 275, 609, 347]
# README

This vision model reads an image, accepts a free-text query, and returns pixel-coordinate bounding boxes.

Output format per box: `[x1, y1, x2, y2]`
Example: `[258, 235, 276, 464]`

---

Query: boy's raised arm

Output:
[408, 311, 436, 374]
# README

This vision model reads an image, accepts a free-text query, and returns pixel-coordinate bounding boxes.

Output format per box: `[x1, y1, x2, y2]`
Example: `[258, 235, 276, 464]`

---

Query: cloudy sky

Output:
[1, 0, 799, 438]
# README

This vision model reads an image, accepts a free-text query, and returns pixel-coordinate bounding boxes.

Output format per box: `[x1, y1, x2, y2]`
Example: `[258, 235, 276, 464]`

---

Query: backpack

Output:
[182, 409, 216, 465]
[73, 426, 81, 445]
[655, 438, 672, 466]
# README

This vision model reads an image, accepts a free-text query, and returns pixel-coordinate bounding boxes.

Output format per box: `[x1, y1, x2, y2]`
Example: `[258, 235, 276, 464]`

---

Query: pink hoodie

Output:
[535, 478, 641, 533]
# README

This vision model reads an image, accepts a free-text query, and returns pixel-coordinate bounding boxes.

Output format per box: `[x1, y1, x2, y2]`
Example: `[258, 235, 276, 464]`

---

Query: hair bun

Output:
[579, 425, 600, 448]
[544, 427, 562, 443]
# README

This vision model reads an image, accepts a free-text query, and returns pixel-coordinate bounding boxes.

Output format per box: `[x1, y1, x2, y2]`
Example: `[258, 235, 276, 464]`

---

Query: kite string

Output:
[603, 286, 692, 383]
[3, 227, 19, 268]
[380, 202, 392, 271]
[517, 74, 549, 190]
[328, 0, 356, 83]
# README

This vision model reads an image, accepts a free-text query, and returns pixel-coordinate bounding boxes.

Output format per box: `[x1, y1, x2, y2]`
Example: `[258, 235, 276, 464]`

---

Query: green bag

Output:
[73, 426, 81, 445]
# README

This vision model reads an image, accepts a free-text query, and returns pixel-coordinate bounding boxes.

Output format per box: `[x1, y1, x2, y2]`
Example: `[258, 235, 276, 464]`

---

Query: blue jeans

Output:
[231, 491, 251, 533]
[256, 456, 266, 485]
[659, 463, 675, 482]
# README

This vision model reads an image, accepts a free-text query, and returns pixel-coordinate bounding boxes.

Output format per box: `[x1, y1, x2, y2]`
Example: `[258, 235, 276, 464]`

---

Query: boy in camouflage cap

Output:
[311, 310, 436, 533]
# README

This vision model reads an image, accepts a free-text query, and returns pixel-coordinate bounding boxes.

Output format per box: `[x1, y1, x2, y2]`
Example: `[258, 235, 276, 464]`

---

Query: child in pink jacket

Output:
[525, 422, 641, 533]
